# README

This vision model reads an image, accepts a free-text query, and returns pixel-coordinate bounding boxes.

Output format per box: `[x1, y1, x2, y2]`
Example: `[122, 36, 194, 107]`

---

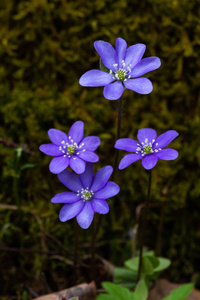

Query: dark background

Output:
[0, 0, 200, 298]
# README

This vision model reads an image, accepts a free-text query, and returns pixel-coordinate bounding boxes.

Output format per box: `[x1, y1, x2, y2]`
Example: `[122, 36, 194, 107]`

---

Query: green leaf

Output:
[20, 163, 36, 171]
[154, 257, 171, 272]
[114, 267, 137, 282]
[162, 283, 194, 300]
[99, 58, 110, 73]
[96, 294, 120, 300]
[145, 255, 159, 270]
[125, 256, 154, 276]
[134, 278, 148, 300]
[125, 257, 139, 272]
[102, 282, 131, 300]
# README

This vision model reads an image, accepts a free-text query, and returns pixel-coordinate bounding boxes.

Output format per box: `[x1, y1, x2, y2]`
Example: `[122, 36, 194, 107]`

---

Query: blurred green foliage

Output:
[1, 0, 200, 297]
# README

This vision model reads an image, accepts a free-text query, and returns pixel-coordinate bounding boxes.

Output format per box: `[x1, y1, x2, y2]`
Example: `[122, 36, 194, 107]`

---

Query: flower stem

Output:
[73, 219, 79, 283]
[136, 170, 152, 283]
[95, 97, 123, 237]
[91, 220, 96, 281]
[112, 96, 123, 180]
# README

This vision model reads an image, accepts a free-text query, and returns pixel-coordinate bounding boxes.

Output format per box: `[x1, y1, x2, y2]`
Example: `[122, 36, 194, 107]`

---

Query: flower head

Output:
[79, 37, 161, 100]
[39, 121, 100, 174]
[115, 128, 179, 170]
[51, 163, 120, 229]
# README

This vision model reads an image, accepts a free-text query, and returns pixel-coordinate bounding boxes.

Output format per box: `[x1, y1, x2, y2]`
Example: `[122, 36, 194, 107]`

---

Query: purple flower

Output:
[39, 121, 100, 174]
[51, 163, 120, 229]
[79, 37, 161, 100]
[115, 128, 179, 170]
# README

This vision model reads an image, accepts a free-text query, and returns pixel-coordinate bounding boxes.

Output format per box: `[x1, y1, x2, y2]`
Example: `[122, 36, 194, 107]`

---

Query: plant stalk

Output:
[136, 170, 152, 283]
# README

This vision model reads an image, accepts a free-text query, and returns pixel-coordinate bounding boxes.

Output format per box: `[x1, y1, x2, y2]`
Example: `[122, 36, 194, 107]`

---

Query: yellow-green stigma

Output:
[77, 188, 94, 202]
[115, 69, 127, 81]
[67, 145, 75, 155]
[143, 145, 152, 154]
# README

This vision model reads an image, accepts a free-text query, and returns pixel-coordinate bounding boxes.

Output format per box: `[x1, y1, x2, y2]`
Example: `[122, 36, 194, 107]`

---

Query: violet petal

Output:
[49, 156, 69, 174]
[124, 78, 153, 94]
[115, 138, 138, 152]
[119, 153, 142, 169]
[155, 130, 179, 149]
[137, 128, 157, 144]
[51, 192, 81, 203]
[130, 57, 161, 77]
[79, 70, 113, 87]
[91, 199, 109, 214]
[68, 121, 84, 144]
[59, 201, 85, 222]
[103, 81, 124, 100]
[125, 44, 146, 68]
[91, 166, 113, 192]
[48, 129, 68, 145]
[142, 154, 158, 169]
[78, 151, 99, 163]
[94, 181, 120, 199]
[58, 170, 82, 192]
[70, 157, 85, 174]
[76, 201, 94, 229]
[115, 38, 127, 68]
[155, 149, 179, 160]
[39, 144, 61, 156]
[94, 40, 116, 71]
[80, 163, 93, 189]
[81, 136, 101, 151]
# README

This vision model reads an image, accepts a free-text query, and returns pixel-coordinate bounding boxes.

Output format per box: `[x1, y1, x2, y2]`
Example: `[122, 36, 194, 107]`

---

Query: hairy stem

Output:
[136, 170, 152, 283]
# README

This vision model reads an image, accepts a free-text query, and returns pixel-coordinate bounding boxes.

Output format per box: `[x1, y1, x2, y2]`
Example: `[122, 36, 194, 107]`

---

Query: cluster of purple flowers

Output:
[40, 121, 120, 229]
[40, 38, 179, 229]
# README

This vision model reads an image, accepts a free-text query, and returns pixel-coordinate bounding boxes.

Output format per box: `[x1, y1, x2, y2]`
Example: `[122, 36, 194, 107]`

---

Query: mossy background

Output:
[1, 0, 200, 297]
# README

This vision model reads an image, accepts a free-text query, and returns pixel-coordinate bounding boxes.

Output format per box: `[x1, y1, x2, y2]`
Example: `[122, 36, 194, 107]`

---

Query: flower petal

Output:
[130, 57, 161, 77]
[155, 130, 179, 149]
[125, 44, 146, 68]
[115, 38, 127, 68]
[76, 201, 94, 229]
[79, 70, 113, 87]
[70, 157, 85, 174]
[94, 40, 116, 70]
[137, 128, 157, 145]
[91, 199, 109, 214]
[80, 163, 93, 189]
[78, 151, 99, 163]
[59, 201, 85, 222]
[114, 138, 138, 152]
[103, 81, 124, 100]
[119, 153, 142, 169]
[81, 136, 101, 151]
[124, 78, 153, 94]
[49, 156, 69, 174]
[155, 149, 179, 160]
[94, 181, 120, 199]
[48, 129, 68, 145]
[58, 170, 82, 192]
[91, 166, 113, 192]
[68, 121, 84, 144]
[51, 192, 81, 203]
[142, 154, 158, 170]
[39, 144, 61, 156]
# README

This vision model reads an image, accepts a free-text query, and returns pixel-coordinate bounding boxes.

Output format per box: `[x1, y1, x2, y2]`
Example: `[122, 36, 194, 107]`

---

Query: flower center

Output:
[135, 138, 161, 156]
[77, 188, 94, 202]
[143, 144, 152, 154]
[59, 137, 86, 158]
[115, 69, 127, 80]
[110, 60, 132, 82]
[67, 144, 75, 155]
